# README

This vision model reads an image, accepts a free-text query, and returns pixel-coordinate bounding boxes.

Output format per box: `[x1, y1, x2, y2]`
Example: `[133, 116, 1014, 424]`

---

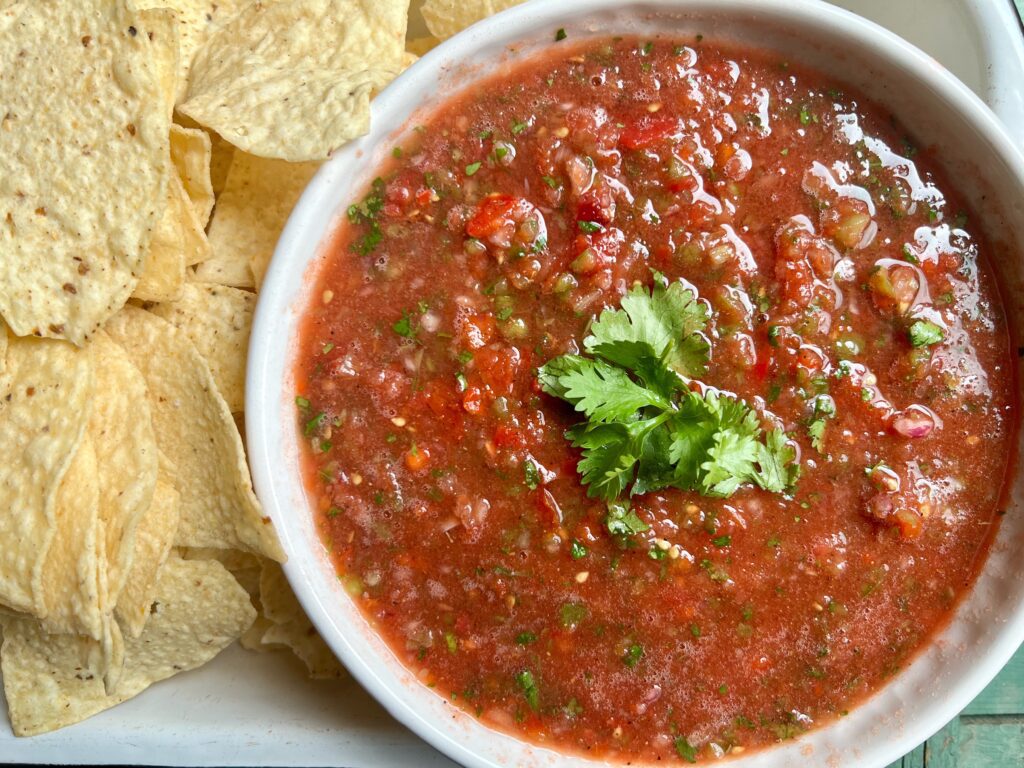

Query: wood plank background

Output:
[887, 651, 1024, 766]
[888, 7, 1024, 764]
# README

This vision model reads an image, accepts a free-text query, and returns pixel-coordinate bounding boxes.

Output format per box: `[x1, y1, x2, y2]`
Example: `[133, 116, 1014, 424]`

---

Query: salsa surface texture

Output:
[295, 35, 1016, 762]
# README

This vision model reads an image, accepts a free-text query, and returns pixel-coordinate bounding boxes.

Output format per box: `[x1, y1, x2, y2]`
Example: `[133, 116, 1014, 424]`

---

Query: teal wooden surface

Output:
[887, 6, 1024, 766]
[885, 646, 1024, 767]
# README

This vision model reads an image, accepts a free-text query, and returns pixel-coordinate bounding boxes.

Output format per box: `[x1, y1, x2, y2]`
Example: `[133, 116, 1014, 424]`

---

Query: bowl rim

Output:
[247, 1, 1024, 766]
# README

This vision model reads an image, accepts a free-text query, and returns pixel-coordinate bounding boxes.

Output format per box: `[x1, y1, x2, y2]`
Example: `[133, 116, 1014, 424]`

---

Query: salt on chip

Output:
[420, 0, 525, 40]
[133, 0, 248, 103]
[88, 331, 160, 610]
[0, 0, 174, 344]
[115, 477, 180, 638]
[103, 306, 284, 561]
[149, 282, 254, 412]
[179, 0, 410, 162]
[198, 152, 320, 289]
[133, 169, 213, 302]
[170, 125, 216, 228]
[0, 337, 92, 617]
[0, 555, 255, 736]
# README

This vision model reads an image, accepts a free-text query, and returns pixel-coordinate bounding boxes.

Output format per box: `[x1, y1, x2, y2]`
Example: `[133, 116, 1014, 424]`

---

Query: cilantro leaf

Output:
[538, 355, 671, 422]
[392, 310, 416, 339]
[755, 429, 800, 492]
[675, 737, 699, 763]
[908, 319, 944, 347]
[605, 501, 650, 536]
[523, 459, 540, 490]
[516, 670, 540, 710]
[586, 339, 683, 399]
[701, 426, 762, 497]
[808, 418, 826, 452]
[568, 420, 643, 501]
[632, 418, 676, 495]
[585, 280, 709, 377]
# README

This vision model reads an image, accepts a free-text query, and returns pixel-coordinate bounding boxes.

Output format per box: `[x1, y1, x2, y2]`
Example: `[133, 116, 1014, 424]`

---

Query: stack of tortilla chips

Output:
[0, 0, 523, 737]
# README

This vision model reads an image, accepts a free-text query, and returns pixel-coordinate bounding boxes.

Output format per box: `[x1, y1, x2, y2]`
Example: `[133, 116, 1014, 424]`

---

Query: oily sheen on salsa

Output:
[295, 35, 1016, 763]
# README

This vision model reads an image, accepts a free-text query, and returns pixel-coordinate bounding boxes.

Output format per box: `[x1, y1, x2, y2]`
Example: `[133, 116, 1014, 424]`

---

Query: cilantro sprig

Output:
[539, 279, 798, 501]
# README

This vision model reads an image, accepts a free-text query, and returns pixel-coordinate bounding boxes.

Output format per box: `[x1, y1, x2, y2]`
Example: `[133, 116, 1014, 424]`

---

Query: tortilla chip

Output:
[178, 0, 409, 162]
[407, 35, 441, 56]
[134, 168, 213, 301]
[100, 612, 126, 696]
[0, 319, 9, 394]
[39, 436, 103, 640]
[87, 331, 160, 609]
[208, 130, 236, 197]
[174, 114, 235, 196]
[141, 6, 181, 119]
[261, 620, 345, 679]
[256, 559, 344, 679]
[169, 125, 215, 228]
[420, 0, 524, 39]
[180, 547, 261, 599]
[133, 1, 248, 103]
[0, 555, 255, 736]
[239, 614, 278, 651]
[0, 0, 173, 344]
[103, 306, 284, 561]
[115, 477, 180, 638]
[149, 282, 254, 412]
[0, 337, 92, 616]
[258, 559, 301, 625]
[198, 152, 320, 289]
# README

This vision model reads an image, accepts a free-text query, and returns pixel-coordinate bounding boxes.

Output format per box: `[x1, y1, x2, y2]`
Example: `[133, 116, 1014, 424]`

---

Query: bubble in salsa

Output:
[294, 35, 1016, 763]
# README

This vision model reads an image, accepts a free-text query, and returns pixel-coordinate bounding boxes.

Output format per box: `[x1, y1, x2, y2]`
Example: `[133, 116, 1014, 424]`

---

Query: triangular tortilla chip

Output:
[103, 306, 283, 561]
[0, 0, 173, 343]
[1, 555, 255, 736]
[179, 0, 409, 162]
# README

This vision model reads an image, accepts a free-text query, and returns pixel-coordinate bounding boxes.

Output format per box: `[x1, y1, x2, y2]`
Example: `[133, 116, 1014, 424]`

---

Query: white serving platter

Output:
[3, 1, 1022, 765]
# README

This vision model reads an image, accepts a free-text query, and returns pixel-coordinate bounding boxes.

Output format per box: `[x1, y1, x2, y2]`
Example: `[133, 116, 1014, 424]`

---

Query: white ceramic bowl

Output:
[247, 2, 1024, 766]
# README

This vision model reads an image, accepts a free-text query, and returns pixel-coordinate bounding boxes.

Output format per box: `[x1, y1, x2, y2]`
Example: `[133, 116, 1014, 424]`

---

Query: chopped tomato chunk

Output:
[619, 116, 677, 149]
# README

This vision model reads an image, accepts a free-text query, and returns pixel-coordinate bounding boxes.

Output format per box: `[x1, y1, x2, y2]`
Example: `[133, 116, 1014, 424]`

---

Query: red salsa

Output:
[295, 35, 1016, 762]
